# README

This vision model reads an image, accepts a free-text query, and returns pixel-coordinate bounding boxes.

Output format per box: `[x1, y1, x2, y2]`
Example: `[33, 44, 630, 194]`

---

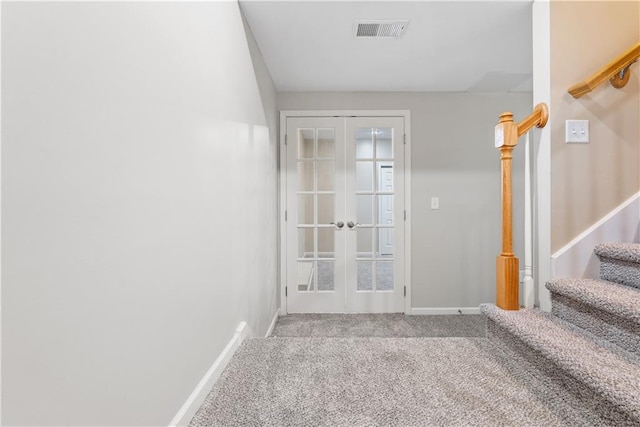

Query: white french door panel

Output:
[286, 118, 346, 313]
[285, 116, 405, 313]
[345, 117, 405, 313]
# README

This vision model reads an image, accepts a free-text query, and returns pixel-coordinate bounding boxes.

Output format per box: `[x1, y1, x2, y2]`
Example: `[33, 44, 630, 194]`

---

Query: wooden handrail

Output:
[517, 103, 549, 137]
[494, 103, 549, 310]
[568, 42, 640, 98]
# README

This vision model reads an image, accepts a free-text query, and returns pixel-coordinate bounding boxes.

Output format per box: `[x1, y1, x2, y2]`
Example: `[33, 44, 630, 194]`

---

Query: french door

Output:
[285, 116, 405, 313]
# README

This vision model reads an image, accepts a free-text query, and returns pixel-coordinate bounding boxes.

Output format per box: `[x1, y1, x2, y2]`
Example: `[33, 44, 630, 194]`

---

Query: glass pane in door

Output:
[297, 195, 314, 225]
[356, 129, 373, 159]
[356, 162, 374, 192]
[376, 262, 394, 291]
[376, 137, 393, 159]
[318, 129, 335, 159]
[356, 195, 373, 225]
[317, 162, 335, 191]
[298, 129, 314, 159]
[356, 261, 373, 291]
[317, 228, 334, 258]
[317, 194, 335, 224]
[296, 124, 337, 294]
[297, 226, 315, 292]
[356, 228, 373, 258]
[297, 228, 314, 259]
[377, 195, 393, 225]
[377, 228, 394, 258]
[317, 261, 335, 291]
[298, 162, 314, 192]
[297, 261, 315, 292]
[377, 162, 394, 191]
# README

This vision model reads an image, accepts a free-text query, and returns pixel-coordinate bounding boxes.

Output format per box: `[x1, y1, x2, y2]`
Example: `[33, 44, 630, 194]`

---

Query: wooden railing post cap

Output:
[498, 112, 514, 124]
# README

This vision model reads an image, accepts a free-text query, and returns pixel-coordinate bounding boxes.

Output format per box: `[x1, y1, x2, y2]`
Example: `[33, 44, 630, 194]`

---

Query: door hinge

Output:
[403, 134, 406, 145]
[285, 134, 288, 145]
[285, 286, 288, 297]
[285, 210, 288, 221]
[404, 286, 407, 297]
[404, 210, 407, 221]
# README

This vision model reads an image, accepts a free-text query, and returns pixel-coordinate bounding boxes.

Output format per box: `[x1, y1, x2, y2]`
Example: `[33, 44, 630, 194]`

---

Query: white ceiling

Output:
[239, 0, 534, 92]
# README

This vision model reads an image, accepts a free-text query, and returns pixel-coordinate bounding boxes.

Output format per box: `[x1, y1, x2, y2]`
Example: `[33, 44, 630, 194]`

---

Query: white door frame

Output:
[279, 110, 412, 314]
[532, 0, 552, 311]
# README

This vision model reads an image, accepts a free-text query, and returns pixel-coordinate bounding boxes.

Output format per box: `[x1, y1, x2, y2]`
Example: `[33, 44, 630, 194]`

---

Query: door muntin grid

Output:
[354, 127, 395, 292]
[296, 128, 337, 293]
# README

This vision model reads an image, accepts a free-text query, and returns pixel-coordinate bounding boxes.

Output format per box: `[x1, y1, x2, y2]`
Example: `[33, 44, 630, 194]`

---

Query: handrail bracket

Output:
[610, 59, 637, 89]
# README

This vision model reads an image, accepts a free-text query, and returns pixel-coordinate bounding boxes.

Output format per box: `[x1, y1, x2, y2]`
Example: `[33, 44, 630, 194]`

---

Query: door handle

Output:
[331, 221, 344, 229]
[347, 221, 360, 229]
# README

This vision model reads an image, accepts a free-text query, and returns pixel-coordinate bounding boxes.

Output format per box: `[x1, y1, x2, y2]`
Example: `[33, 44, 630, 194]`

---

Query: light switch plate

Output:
[430, 197, 439, 210]
[565, 120, 589, 143]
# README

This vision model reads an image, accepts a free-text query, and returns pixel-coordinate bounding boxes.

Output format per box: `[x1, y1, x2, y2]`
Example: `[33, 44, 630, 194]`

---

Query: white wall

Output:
[2, 2, 278, 425]
[278, 92, 532, 309]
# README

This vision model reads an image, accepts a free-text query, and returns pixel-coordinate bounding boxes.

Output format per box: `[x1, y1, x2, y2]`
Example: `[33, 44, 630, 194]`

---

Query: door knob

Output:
[331, 221, 344, 229]
[347, 221, 360, 229]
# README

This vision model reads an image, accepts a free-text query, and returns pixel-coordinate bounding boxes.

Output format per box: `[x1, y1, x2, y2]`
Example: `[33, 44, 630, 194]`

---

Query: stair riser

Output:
[600, 258, 640, 289]
[551, 294, 640, 358]
[487, 319, 640, 426]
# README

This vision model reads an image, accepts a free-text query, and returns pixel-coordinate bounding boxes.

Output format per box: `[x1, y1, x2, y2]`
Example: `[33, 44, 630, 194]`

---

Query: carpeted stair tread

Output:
[546, 278, 640, 323]
[595, 242, 640, 264]
[480, 303, 640, 420]
[595, 242, 640, 289]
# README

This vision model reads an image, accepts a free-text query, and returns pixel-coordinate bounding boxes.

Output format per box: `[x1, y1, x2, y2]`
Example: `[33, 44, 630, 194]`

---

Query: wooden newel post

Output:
[493, 103, 548, 311]
[495, 112, 519, 310]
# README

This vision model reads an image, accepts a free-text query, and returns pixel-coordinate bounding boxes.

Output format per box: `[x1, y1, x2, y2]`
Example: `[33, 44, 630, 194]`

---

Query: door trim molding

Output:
[279, 110, 412, 314]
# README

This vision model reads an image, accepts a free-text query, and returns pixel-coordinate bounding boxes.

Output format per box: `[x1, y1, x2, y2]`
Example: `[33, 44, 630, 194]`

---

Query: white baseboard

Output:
[551, 192, 640, 279]
[410, 307, 481, 315]
[168, 322, 252, 427]
[265, 309, 280, 337]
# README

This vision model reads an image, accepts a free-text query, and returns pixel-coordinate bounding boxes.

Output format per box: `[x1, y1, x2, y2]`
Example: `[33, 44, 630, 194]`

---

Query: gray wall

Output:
[278, 92, 532, 308]
[2, 2, 278, 425]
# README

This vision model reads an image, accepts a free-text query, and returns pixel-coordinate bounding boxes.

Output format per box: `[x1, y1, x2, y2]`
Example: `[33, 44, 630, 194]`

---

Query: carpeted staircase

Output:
[481, 242, 640, 426]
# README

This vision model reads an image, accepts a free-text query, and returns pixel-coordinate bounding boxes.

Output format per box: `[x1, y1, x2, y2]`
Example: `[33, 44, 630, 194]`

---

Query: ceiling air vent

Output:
[355, 20, 409, 39]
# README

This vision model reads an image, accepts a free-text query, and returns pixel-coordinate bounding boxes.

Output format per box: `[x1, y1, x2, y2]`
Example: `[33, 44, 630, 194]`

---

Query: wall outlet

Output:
[430, 197, 439, 210]
[565, 120, 589, 143]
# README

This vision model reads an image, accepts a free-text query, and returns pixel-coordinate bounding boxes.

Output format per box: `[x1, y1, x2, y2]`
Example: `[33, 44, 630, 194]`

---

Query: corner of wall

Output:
[551, 192, 640, 280]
